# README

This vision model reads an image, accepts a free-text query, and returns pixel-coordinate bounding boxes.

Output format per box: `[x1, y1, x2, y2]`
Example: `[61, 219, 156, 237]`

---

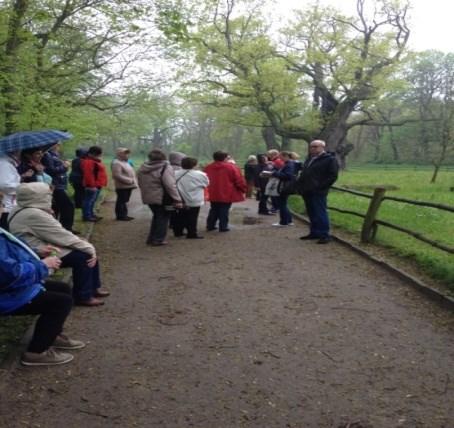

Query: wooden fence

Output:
[329, 186, 454, 254]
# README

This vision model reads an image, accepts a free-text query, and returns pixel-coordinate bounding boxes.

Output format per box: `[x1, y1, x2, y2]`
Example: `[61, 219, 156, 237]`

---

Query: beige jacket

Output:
[9, 182, 96, 258]
[137, 160, 182, 205]
[111, 159, 137, 190]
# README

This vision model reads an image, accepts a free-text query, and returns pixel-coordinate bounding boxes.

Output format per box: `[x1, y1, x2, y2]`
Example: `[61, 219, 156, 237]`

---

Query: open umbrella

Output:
[0, 129, 72, 154]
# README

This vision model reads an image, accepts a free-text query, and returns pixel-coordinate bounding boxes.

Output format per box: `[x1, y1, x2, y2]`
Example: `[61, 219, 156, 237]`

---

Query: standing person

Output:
[174, 157, 209, 239]
[0, 227, 85, 366]
[271, 151, 295, 227]
[42, 143, 75, 232]
[137, 149, 183, 246]
[266, 149, 284, 213]
[80, 145, 108, 222]
[69, 148, 87, 210]
[244, 155, 258, 198]
[296, 140, 339, 244]
[168, 151, 186, 229]
[111, 147, 137, 221]
[255, 154, 273, 215]
[0, 151, 21, 230]
[204, 151, 247, 232]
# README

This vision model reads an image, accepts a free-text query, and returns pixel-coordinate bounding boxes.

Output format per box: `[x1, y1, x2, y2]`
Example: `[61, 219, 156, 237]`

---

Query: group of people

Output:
[0, 144, 111, 366]
[0, 137, 338, 367]
[244, 141, 339, 243]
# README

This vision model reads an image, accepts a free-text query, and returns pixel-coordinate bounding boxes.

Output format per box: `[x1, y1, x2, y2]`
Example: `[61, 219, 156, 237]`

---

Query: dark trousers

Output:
[257, 190, 269, 214]
[0, 212, 9, 230]
[52, 189, 74, 231]
[71, 182, 84, 209]
[303, 192, 330, 238]
[174, 207, 201, 238]
[271, 196, 280, 211]
[10, 281, 73, 353]
[207, 202, 232, 231]
[60, 250, 101, 301]
[115, 188, 132, 220]
[277, 194, 293, 225]
[147, 204, 171, 243]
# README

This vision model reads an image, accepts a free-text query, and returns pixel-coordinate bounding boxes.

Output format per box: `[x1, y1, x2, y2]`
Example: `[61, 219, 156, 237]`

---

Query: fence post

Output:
[361, 187, 387, 243]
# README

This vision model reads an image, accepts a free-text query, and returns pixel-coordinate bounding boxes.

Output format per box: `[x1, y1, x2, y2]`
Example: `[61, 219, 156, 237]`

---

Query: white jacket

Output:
[0, 156, 21, 212]
[175, 169, 209, 207]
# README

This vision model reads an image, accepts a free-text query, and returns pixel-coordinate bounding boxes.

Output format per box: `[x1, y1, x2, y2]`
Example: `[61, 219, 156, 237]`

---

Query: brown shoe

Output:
[75, 297, 105, 307]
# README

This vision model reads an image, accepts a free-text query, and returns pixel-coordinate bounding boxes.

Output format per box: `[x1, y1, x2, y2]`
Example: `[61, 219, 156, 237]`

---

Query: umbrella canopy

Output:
[0, 129, 72, 155]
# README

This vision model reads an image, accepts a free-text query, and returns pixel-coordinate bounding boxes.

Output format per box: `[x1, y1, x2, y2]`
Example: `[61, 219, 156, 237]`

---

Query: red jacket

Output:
[204, 161, 246, 203]
[81, 157, 108, 188]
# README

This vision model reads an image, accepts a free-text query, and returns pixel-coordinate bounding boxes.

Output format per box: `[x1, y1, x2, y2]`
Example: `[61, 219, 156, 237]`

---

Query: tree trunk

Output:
[281, 136, 291, 151]
[387, 125, 400, 162]
[261, 126, 279, 150]
[1, 0, 29, 134]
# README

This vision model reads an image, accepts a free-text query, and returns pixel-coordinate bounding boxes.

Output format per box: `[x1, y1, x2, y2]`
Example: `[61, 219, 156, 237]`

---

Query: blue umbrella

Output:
[0, 129, 73, 154]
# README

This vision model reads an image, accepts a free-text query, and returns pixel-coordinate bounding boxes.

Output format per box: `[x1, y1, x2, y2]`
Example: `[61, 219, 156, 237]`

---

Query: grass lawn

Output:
[289, 164, 454, 289]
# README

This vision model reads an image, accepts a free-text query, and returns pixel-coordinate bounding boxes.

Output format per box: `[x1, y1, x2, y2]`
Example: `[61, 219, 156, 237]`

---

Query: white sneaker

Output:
[53, 334, 86, 350]
[288, 222, 295, 226]
[21, 348, 74, 366]
[272, 223, 286, 227]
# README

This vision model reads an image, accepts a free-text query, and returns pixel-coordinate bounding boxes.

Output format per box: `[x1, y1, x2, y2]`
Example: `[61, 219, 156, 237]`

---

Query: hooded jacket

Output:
[0, 155, 21, 212]
[137, 160, 182, 206]
[204, 161, 246, 203]
[8, 182, 96, 258]
[42, 149, 69, 190]
[169, 152, 186, 171]
[0, 228, 46, 314]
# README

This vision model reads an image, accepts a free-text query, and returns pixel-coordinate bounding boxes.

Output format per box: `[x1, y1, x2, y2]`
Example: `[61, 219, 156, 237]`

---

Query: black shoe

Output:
[300, 234, 318, 240]
[317, 237, 331, 244]
[71, 229, 81, 235]
[258, 211, 273, 216]
[206, 227, 217, 231]
[187, 235, 204, 239]
[219, 228, 230, 232]
[117, 217, 133, 221]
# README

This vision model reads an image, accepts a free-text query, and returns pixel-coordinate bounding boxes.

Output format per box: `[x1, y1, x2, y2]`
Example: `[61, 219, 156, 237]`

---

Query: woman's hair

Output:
[280, 151, 292, 159]
[88, 145, 103, 156]
[267, 149, 279, 158]
[213, 150, 228, 161]
[247, 155, 257, 163]
[181, 157, 198, 170]
[289, 152, 300, 160]
[148, 148, 167, 161]
[257, 154, 268, 164]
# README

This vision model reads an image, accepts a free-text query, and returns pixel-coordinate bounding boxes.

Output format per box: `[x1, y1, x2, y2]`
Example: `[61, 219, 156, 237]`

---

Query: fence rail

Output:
[329, 186, 454, 254]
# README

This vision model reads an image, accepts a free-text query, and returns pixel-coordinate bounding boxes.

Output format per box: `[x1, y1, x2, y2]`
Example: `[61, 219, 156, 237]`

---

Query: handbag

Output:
[278, 177, 297, 195]
[265, 177, 280, 196]
[160, 164, 175, 211]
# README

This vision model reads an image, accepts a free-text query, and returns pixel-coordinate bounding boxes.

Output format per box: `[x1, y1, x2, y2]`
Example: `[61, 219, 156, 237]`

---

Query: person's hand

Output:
[22, 169, 34, 178]
[86, 256, 97, 268]
[36, 244, 60, 257]
[42, 256, 61, 270]
[63, 160, 71, 168]
[174, 201, 184, 209]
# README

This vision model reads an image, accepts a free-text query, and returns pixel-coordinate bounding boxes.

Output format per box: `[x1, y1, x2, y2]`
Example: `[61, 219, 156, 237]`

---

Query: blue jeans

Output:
[82, 188, 100, 220]
[302, 192, 330, 238]
[277, 194, 293, 225]
[60, 250, 101, 301]
[207, 202, 232, 231]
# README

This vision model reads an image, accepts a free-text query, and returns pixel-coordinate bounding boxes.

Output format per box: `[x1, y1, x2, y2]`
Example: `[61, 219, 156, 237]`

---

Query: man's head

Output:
[147, 148, 167, 161]
[116, 147, 130, 161]
[309, 140, 326, 157]
[213, 151, 228, 162]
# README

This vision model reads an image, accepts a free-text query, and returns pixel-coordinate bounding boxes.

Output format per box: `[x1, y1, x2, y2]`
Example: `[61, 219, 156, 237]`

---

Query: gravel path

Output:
[0, 193, 453, 428]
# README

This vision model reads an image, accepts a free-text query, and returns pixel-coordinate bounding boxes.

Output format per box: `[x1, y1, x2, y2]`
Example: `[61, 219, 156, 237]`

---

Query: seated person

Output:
[8, 182, 109, 307]
[17, 148, 52, 184]
[0, 227, 84, 366]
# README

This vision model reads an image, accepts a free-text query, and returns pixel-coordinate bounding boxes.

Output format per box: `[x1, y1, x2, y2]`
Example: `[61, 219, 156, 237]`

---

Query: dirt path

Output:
[0, 192, 453, 428]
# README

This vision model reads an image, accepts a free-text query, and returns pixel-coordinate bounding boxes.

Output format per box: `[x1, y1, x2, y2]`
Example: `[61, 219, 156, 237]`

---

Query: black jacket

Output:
[297, 152, 339, 195]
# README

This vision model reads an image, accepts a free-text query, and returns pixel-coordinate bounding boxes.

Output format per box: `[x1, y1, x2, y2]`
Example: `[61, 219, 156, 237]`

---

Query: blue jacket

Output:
[0, 228, 47, 314]
[272, 160, 295, 181]
[42, 151, 68, 190]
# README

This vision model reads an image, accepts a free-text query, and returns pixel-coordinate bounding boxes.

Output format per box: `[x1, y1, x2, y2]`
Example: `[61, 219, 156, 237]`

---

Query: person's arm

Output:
[81, 159, 96, 188]
[162, 167, 183, 204]
[319, 157, 339, 189]
[231, 165, 247, 193]
[42, 153, 68, 176]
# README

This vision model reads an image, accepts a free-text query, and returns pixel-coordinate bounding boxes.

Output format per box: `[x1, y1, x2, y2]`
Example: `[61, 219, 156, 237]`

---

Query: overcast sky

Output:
[274, 0, 453, 53]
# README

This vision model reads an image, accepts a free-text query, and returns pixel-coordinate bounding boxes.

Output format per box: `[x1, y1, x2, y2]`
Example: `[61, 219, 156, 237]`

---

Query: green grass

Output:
[289, 165, 454, 289]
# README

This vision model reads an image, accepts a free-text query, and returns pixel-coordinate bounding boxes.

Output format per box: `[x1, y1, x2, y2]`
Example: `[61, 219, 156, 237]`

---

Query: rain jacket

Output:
[0, 227, 46, 314]
[42, 150, 69, 190]
[175, 169, 209, 207]
[8, 182, 95, 258]
[204, 161, 246, 203]
[81, 156, 108, 189]
[297, 152, 339, 195]
[0, 155, 21, 212]
[137, 160, 182, 206]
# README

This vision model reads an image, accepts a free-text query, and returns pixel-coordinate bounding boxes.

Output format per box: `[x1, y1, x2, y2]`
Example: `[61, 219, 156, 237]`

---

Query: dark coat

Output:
[42, 150, 68, 190]
[297, 152, 339, 195]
